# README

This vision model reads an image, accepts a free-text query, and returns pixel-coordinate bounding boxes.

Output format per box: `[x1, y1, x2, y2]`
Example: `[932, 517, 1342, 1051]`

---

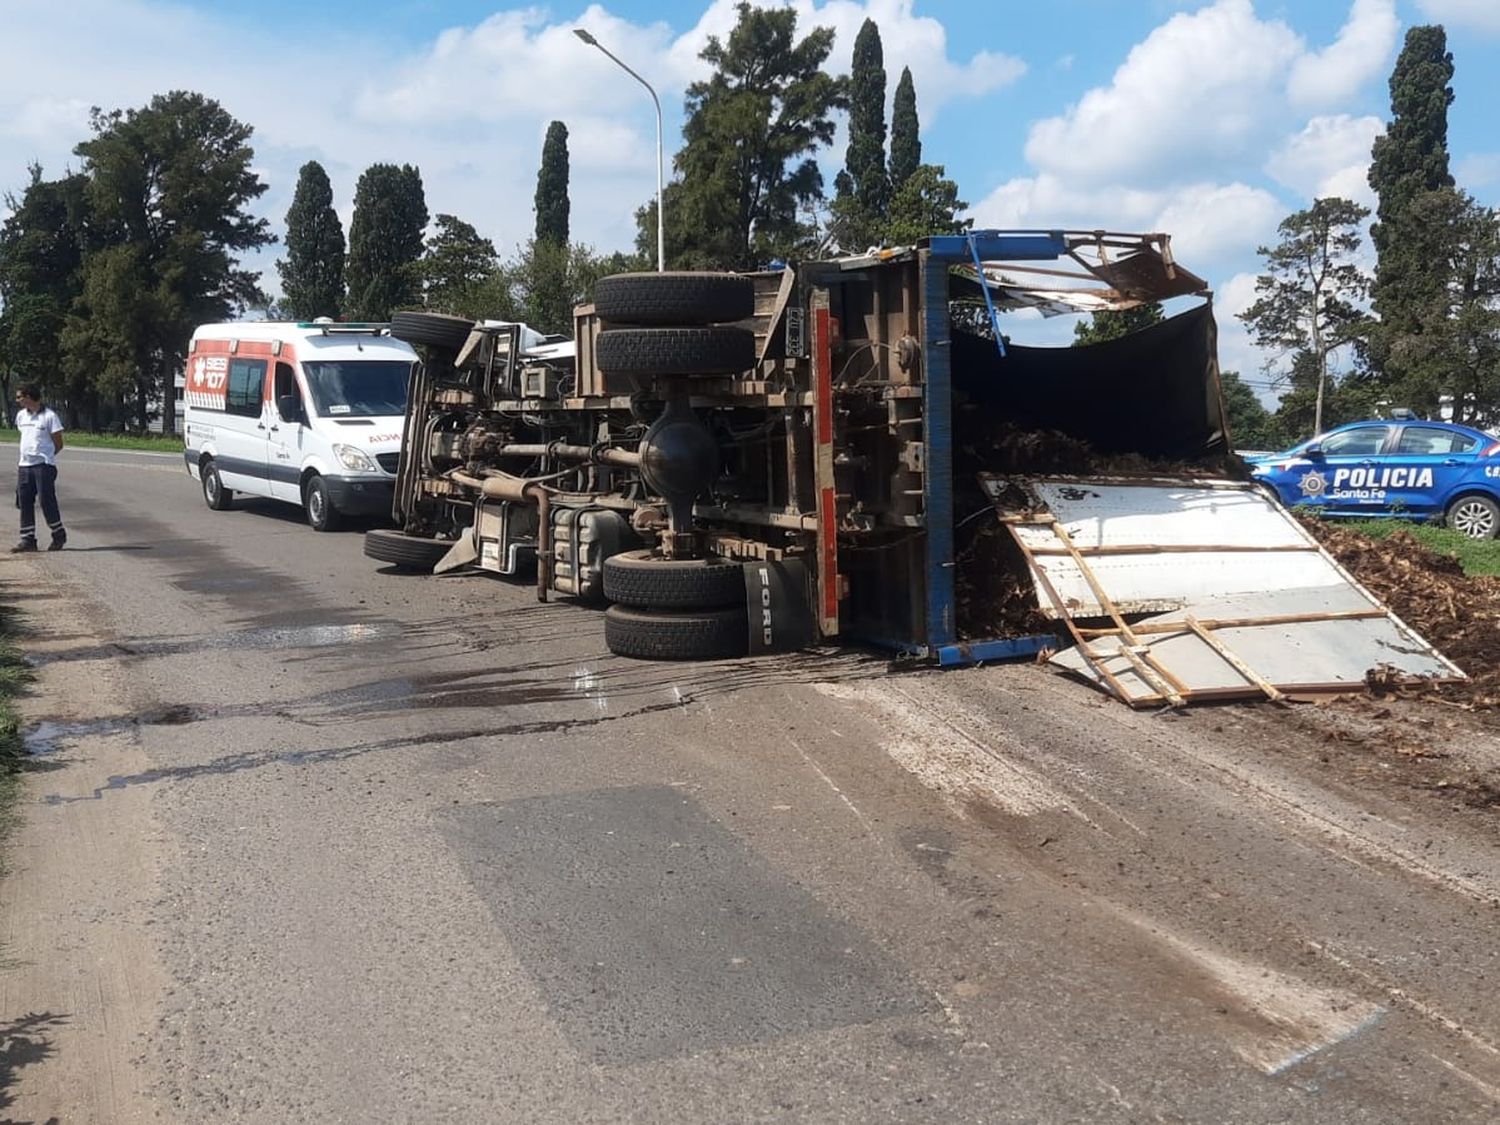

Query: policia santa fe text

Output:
[12, 384, 66, 553]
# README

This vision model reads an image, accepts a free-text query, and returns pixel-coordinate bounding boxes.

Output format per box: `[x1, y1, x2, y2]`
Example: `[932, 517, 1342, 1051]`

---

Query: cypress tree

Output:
[535, 121, 570, 247]
[1367, 25, 1454, 385]
[889, 67, 921, 193]
[277, 161, 345, 321]
[834, 20, 889, 220]
[345, 163, 428, 321]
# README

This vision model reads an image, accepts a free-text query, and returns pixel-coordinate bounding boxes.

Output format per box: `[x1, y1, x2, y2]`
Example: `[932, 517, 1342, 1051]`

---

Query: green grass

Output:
[0, 427, 183, 452]
[0, 607, 34, 854]
[1341, 518, 1500, 576]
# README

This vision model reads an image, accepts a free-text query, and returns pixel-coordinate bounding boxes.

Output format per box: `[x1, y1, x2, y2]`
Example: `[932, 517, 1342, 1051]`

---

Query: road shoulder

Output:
[0, 558, 168, 1123]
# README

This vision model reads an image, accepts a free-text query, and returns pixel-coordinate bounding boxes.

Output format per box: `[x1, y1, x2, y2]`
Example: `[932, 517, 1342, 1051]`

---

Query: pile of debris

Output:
[1300, 519, 1500, 709]
[951, 420, 1244, 641]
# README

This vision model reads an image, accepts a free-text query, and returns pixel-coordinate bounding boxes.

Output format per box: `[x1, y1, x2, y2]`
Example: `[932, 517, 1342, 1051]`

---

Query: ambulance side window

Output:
[226, 358, 266, 418]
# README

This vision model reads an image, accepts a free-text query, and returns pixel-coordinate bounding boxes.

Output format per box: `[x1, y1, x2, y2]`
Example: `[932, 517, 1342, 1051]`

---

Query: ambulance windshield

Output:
[302, 360, 410, 418]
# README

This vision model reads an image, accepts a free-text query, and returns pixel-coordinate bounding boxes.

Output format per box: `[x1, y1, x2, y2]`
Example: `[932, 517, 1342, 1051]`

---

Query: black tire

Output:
[596, 326, 755, 377]
[594, 272, 755, 326]
[1255, 482, 1281, 507]
[304, 475, 343, 532]
[201, 459, 233, 511]
[390, 311, 475, 354]
[363, 528, 452, 572]
[1446, 494, 1500, 539]
[603, 550, 746, 609]
[604, 604, 749, 661]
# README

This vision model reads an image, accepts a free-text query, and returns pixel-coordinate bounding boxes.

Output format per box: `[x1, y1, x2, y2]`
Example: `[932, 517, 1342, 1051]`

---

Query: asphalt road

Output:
[3, 445, 1499, 1122]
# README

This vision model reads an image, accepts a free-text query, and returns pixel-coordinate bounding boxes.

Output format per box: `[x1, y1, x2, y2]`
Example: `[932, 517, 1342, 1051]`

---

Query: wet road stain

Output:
[24, 705, 201, 755]
[25, 621, 403, 667]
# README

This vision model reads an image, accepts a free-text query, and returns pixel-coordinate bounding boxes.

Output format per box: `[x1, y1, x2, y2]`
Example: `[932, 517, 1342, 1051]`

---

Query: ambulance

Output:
[182, 320, 417, 531]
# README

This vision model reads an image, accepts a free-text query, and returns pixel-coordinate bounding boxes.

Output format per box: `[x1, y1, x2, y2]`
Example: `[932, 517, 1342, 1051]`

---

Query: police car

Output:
[1248, 419, 1500, 539]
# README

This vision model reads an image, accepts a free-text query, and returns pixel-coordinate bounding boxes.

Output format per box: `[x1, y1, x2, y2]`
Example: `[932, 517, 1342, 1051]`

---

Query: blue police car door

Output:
[1382, 423, 1483, 519]
[1296, 424, 1390, 514]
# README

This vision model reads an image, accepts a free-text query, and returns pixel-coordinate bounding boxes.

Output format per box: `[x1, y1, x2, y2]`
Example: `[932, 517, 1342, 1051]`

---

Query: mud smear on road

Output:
[24, 705, 200, 754]
[305, 649, 888, 720]
[25, 621, 404, 667]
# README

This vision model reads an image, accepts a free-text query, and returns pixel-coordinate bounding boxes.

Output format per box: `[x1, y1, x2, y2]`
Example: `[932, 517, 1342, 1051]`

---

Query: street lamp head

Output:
[573, 28, 598, 46]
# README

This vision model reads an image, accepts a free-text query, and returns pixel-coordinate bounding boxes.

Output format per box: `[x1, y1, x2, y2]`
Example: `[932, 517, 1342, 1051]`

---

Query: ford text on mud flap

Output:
[182, 321, 417, 531]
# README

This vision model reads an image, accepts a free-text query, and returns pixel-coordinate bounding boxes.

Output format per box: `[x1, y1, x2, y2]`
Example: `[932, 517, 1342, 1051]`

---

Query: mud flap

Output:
[743, 559, 815, 655]
[434, 528, 479, 575]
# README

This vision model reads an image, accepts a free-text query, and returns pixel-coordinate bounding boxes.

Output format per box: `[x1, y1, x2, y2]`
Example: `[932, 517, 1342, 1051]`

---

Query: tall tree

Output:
[831, 19, 888, 250]
[1217, 370, 1273, 451]
[421, 213, 498, 319]
[535, 121, 570, 247]
[0, 168, 92, 417]
[277, 161, 345, 322]
[1382, 189, 1500, 421]
[483, 239, 630, 337]
[883, 164, 969, 245]
[1072, 302, 1164, 346]
[1367, 25, 1454, 386]
[67, 91, 272, 430]
[888, 66, 921, 194]
[345, 163, 428, 321]
[672, 2, 845, 269]
[1239, 198, 1370, 438]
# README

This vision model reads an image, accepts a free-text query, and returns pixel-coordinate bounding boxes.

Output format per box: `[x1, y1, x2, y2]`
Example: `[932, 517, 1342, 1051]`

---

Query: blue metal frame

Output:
[916, 230, 1072, 664]
[936, 634, 1059, 667]
[919, 253, 956, 650]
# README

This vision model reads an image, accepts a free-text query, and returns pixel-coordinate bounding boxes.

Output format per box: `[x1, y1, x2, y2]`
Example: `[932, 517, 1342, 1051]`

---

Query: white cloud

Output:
[1456, 153, 1500, 189]
[1415, 0, 1500, 36]
[671, 0, 1024, 124]
[1286, 0, 1398, 106]
[970, 174, 1280, 267]
[1265, 114, 1382, 203]
[1022, 0, 1303, 186]
[1152, 183, 1285, 263]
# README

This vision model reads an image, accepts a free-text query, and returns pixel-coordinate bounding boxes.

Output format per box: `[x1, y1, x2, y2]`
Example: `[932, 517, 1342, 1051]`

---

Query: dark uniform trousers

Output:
[17, 464, 63, 544]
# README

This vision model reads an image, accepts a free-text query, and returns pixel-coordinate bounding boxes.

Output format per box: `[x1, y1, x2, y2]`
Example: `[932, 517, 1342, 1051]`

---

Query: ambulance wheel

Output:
[596, 326, 755, 377]
[603, 604, 749, 661]
[602, 550, 745, 609]
[201, 459, 233, 511]
[390, 311, 474, 354]
[594, 272, 755, 326]
[1446, 494, 1500, 539]
[363, 528, 451, 572]
[304, 475, 343, 532]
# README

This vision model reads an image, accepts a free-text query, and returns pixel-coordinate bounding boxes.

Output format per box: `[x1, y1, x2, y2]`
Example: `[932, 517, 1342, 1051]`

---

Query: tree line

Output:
[3, 7, 1491, 445]
[1229, 25, 1499, 448]
[0, 3, 966, 433]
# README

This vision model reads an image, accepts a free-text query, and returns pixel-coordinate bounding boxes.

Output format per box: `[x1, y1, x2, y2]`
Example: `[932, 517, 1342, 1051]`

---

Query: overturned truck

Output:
[365, 230, 1462, 702]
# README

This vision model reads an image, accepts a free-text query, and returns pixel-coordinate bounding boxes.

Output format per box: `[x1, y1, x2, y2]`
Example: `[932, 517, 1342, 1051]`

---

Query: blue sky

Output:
[4, 0, 1500, 398]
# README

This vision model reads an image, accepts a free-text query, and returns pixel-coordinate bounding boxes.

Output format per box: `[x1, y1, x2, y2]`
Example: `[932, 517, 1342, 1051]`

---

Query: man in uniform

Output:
[13, 384, 66, 552]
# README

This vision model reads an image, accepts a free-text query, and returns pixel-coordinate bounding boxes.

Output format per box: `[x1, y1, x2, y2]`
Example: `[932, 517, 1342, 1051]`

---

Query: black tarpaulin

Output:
[951, 302, 1229, 461]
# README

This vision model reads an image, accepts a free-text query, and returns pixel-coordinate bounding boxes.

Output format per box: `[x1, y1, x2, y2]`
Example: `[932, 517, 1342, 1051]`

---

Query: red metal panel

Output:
[811, 300, 840, 635]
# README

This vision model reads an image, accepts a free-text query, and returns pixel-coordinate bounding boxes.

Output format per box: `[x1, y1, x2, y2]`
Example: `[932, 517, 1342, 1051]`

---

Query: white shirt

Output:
[16, 407, 63, 466]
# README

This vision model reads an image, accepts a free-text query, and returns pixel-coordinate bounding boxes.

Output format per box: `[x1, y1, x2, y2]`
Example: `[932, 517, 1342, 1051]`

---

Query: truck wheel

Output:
[604, 604, 749, 661]
[390, 311, 474, 354]
[596, 326, 755, 377]
[603, 550, 745, 609]
[1446, 494, 1500, 539]
[594, 272, 755, 326]
[201, 459, 233, 511]
[363, 528, 451, 572]
[304, 475, 343, 532]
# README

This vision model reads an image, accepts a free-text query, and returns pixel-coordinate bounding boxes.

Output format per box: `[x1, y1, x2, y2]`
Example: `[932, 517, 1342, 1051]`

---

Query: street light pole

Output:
[574, 28, 665, 272]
